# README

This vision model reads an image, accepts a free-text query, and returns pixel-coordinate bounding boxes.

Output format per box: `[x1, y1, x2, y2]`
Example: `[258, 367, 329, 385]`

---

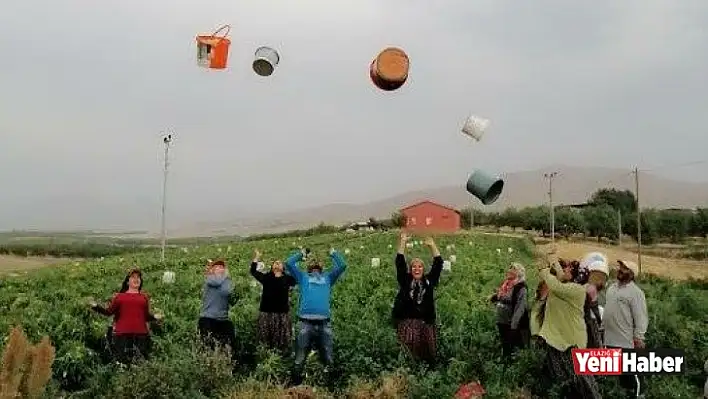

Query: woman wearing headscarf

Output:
[90, 268, 161, 364]
[198, 259, 238, 361]
[490, 262, 530, 359]
[537, 254, 601, 399]
[250, 248, 297, 352]
[530, 260, 564, 346]
[391, 231, 443, 365]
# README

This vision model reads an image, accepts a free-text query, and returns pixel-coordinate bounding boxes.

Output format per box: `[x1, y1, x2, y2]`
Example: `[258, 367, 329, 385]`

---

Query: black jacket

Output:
[392, 253, 444, 324]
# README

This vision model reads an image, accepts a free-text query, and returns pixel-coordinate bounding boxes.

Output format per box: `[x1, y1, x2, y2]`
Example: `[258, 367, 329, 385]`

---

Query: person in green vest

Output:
[536, 253, 601, 399]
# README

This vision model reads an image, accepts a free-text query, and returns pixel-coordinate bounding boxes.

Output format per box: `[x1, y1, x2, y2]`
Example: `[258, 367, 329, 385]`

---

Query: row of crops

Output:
[0, 230, 706, 398]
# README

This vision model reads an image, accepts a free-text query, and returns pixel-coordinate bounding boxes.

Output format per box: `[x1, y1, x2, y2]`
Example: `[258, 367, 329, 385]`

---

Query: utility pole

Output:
[617, 209, 622, 246]
[633, 167, 642, 275]
[160, 132, 174, 263]
[544, 172, 559, 245]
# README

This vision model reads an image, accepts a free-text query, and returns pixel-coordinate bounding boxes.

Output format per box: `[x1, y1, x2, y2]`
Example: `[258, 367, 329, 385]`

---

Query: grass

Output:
[0, 230, 705, 398]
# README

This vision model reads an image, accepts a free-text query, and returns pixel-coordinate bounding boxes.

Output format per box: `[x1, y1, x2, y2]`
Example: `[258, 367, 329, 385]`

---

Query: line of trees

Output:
[455, 188, 708, 245]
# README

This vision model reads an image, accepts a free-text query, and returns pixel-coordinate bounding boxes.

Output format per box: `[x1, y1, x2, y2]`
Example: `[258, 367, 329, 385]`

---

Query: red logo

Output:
[572, 348, 623, 375]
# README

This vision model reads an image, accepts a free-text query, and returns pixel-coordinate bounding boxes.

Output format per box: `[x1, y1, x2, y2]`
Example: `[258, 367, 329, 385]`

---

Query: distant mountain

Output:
[170, 166, 708, 237]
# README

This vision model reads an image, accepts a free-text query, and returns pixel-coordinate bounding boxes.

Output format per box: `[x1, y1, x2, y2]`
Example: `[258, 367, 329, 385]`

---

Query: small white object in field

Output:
[388, 244, 393, 249]
[250, 281, 258, 288]
[227, 246, 232, 252]
[443, 261, 452, 271]
[496, 248, 501, 254]
[275, 240, 279, 244]
[371, 257, 380, 267]
[468, 241, 473, 245]
[99, 257, 104, 261]
[406, 243, 413, 248]
[257, 261, 267, 272]
[344, 249, 350, 254]
[508, 247, 513, 253]
[207, 258, 213, 263]
[360, 245, 365, 249]
[449, 255, 457, 263]
[292, 241, 296, 246]
[162, 271, 176, 284]
[181, 247, 188, 253]
[346, 228, 355, 233]
[217, 248, 222, 253]
[298, 237, 302, 240]
[446, 245, 452, 250]
[74, 262, 80, 266]
[119, 257, 124, 262]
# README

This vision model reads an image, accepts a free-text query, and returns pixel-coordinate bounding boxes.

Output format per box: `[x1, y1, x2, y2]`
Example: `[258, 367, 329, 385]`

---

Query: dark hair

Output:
[120, 271, 143, 292]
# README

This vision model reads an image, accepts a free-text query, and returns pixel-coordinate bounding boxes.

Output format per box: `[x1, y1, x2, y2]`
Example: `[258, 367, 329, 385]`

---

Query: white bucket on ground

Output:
[162, 271, 175, 284]
[371, 257, 380, 267]
[252, 46, 280, 76]
[443, 261, 452, 271]
[450, 255, 457, 263]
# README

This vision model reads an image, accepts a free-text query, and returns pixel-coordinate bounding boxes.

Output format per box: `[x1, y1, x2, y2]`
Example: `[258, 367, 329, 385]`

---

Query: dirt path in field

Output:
[0, 255, 66, 275]
[537, 242, 708, 280]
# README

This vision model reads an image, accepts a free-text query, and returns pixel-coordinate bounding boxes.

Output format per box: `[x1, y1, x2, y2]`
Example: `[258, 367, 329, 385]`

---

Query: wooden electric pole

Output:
[633, 167, 642, 275]
[544, 172, 559, 245]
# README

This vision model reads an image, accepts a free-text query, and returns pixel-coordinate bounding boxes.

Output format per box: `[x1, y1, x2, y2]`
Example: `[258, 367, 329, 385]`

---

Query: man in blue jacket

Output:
[284, 247, 347, 386]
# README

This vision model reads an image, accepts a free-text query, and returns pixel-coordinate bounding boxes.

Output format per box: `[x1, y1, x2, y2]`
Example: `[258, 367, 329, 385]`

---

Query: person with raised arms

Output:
[392, 231, 443, 365]
[198, 259, 238, 364]
[90, 267, 162, 364]
[284, 247, 347, 386]
[250, 248, 297, 353]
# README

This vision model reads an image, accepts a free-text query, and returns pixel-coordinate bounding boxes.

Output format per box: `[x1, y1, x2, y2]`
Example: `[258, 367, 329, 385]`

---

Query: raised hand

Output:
[423, 236, 435, 247]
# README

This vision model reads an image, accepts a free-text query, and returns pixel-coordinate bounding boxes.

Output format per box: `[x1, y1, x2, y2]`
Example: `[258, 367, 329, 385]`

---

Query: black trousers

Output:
[607, 346, 641, 397]
[497, 323, 528, 359]
[112, 333, 151, 364]
[198, 317, 237, 360]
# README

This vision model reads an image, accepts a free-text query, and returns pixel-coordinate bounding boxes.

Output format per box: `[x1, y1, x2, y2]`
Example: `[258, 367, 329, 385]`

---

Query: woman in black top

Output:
[250, 248, 297, 352]
[391, 231, 443, 364]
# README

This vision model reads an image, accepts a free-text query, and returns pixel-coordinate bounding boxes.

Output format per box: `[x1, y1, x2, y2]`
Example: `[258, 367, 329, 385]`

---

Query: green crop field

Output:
[0, 231, 705, 398]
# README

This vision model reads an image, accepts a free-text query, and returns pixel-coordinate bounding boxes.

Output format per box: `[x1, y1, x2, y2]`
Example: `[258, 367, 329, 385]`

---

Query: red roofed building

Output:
[400, 200, 461, 233]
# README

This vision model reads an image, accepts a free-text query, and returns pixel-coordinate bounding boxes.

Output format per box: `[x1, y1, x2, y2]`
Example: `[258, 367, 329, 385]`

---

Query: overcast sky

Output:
[1, 0, 707, 231]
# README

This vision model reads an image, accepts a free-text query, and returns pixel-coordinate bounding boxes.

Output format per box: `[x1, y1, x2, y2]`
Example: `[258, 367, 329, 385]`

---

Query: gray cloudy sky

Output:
[1, 0, 707, 231]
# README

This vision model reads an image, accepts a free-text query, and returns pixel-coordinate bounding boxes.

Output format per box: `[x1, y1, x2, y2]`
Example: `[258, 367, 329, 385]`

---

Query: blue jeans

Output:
[294, 319, 333, 367]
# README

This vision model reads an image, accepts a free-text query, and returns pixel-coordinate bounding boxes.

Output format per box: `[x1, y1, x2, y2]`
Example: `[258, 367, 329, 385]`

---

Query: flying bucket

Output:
[196, 25, 231, 69]
[370, 47, 409, 91]
[252, 46, 280, 76]
[461, 114, 490, 141]
[466, 170, 504, 205]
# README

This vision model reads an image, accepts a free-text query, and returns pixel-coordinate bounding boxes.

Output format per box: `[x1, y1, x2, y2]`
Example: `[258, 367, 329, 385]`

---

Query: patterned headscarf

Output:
[571, 260, 590, 285]
[497, 262, 526, 298]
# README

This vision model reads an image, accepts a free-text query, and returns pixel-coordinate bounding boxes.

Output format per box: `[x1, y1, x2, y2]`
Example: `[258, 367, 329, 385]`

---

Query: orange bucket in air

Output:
[370, 47, 409, 91]
[196, 25, 231, 69]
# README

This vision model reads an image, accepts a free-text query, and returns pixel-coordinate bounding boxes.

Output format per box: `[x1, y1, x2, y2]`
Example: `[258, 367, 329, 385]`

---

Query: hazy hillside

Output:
[171, 166, 708, 237]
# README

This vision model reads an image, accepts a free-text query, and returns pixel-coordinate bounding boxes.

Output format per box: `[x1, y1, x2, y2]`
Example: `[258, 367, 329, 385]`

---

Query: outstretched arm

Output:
[424, 237, 443, 286]
[396, 231, 409, 286]
[250, 249, 266, 283]
[284, 250, 306, 285]
[326, 249, 347, 285]
[92, 294, 119, 316]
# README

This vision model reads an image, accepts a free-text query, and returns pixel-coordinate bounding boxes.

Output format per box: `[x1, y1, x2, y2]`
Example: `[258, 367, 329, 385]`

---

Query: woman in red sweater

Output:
[91, 268, 161, 364]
